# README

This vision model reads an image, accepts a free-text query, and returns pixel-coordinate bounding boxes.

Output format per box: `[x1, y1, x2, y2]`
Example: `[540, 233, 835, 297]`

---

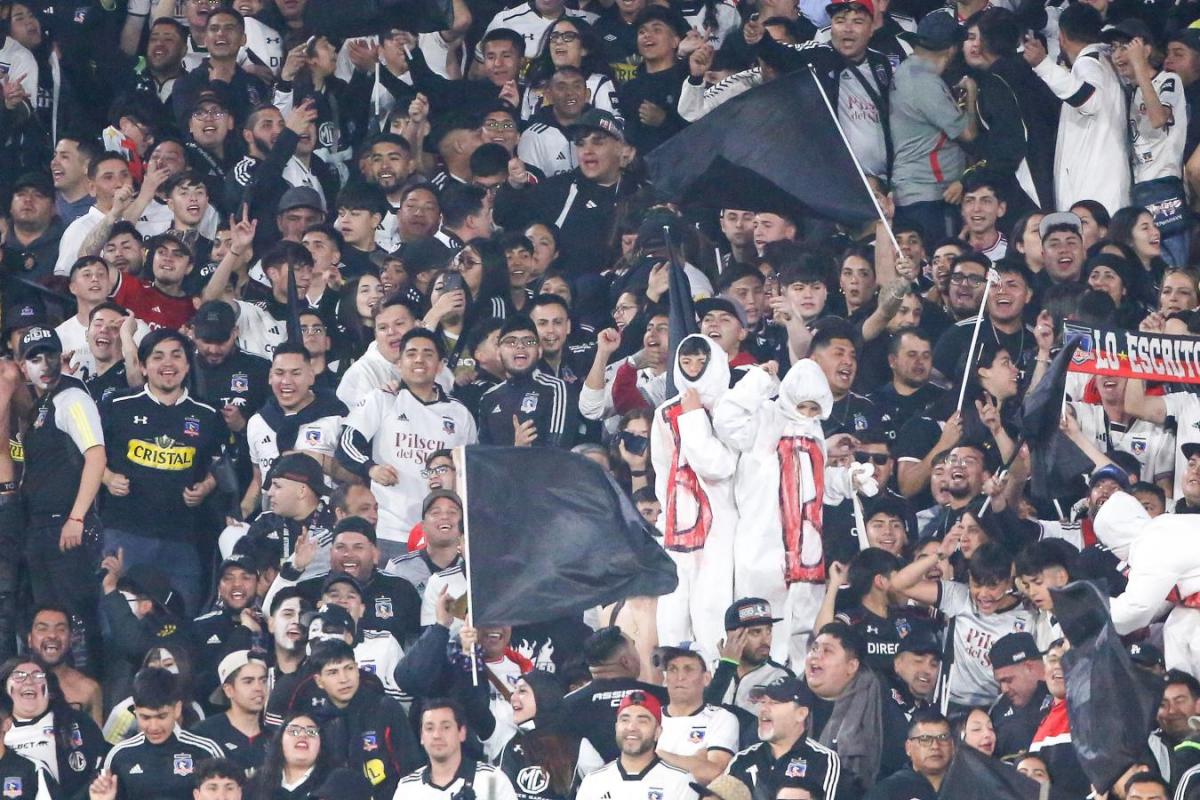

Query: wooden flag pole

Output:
[453, 446, 478, 688]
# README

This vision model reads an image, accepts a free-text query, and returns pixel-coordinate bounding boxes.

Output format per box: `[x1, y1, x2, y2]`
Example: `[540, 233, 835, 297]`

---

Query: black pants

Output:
[0, 494, 19, 663]
[24, 517, 102, 677]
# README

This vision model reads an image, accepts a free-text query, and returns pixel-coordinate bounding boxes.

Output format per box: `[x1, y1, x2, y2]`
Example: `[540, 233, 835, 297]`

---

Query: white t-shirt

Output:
[1071, 400, 1175, 484]
[0, 37, 38, 99]
[7, 712, 59, 779]
[576, 758, 697, 800]
[54, 207, 106, 277]
[938, 581, 1033, 707]
[1131, 70, 1187, 184]
[1162, 391, 1200, 498]
[56, 315, 150, 380]
[135, 198, 220, 240]
[659, 704, 739, 757]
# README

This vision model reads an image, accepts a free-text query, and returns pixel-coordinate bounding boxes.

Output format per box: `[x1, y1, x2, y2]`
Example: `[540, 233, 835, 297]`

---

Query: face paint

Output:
[23, 354, 60, 387]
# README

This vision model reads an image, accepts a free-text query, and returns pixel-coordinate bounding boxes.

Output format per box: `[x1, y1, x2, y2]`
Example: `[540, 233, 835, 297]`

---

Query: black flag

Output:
[459, 446, 678, 627]
[664, 226, 697, 398]
[939, 745, 1047, 799]
[645, 69, 877, 224]
[1018, 335, 1093, 500]
[1050, 581, 1161, 794]
[286, 258, 303, 347]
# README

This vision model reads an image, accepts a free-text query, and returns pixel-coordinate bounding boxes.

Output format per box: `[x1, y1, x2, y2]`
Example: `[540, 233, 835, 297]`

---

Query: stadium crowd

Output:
[2, 0, 1200, 794]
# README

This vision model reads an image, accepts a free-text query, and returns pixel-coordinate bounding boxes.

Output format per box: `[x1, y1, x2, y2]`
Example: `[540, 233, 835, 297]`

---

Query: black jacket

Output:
[476, 370, 577, 449]
[318, 683, 421, 800]
[862, 767, 938, 800]
[727, 737, 851, 800]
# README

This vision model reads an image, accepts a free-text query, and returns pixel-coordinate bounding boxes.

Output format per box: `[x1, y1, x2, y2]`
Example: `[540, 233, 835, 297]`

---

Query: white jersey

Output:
[7, 712, 60, 780]
[482, 656, 524, 760]
[233, 300, 287, 359]
[421, 563, 467, 636]
[383, 550, 456, 598]
[0, 37, 38, 100]
[340, 385, 476, 541]
[480, 3, 597, 59]
[246, 409, 342, 478]
[976, 231, 1008, 263]
[135, 198, 219, 240]
[56, 315, 149, 380]
[1130, 70, 1187, 184]
[394, 761, 517, 800]
[1161, 391, 1200, 499]
[54, 207, 105, 277]
[937, 581, 1034, 707]
[241, 17, 283, 75]
[576, 758, 697, 800]
[1033, 44, 1130, 213]
[517, 120, 575, 178]
[658, 704, 739, 757]
[1070, 400, 1175, 484]
[355, 629, 406, 701]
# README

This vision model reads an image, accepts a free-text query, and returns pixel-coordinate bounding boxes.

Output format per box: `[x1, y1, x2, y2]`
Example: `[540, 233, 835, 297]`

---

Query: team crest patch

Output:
[785, 758, 807, 778]
[33, 406, 49, 429]
[362, 663, 376, 674]
[688, 727, 705, 744]
[173, 754, 193, 776]
[442, 417, 456, 434]
[375, 597, 393, 619]
[895, 619, 911, 638]
[1130, 437, 1148, 455]
[231, 373, 249, 393]
[853, 413, 868, 432]
[304, 429, 322, 446]
[183, 416, 200, 437]
[647, 789, 663, 800]
[362, 732, 378, 751]
[3, 778, 21, 797]
[520, 393, 539, 414]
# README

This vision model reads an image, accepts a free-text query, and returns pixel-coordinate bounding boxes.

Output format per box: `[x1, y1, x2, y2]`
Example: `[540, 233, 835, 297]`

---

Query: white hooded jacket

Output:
[1093, 491, 1190, 633]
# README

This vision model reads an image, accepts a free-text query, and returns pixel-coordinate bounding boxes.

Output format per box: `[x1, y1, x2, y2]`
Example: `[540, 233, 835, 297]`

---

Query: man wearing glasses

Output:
[477, 315, 575, 449]
[863, 709, 954, 800]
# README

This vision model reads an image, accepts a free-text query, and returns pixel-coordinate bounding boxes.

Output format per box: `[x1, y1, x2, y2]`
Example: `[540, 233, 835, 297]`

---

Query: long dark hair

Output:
[335, 274, 382, 361]
[527, 17, 613, 89]
[251, 711, 331, 800]
[0, 656, 77, 754]
[464, 237, 512, 318]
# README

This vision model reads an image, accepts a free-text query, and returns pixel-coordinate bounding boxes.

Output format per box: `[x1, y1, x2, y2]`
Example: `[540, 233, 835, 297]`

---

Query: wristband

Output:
[68, 516, 84, 523]
[719, 657, 739, 666]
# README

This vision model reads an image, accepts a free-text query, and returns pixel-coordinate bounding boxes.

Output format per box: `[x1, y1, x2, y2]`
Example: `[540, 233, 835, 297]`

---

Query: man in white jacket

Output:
[1093, 490, 1200, 674]
[1025, 2, 1130, 214]
[713, 359, 876, 667]
[651, 335, 738, 664]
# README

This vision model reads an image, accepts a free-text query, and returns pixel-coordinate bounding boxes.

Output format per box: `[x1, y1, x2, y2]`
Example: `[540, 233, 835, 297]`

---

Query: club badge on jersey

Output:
[3, 778, 21, 798]
[173, 754, 193, 776]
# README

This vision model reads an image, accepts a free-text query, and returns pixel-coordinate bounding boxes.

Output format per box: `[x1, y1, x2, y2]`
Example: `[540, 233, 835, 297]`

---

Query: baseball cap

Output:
[119, 565, 177, 611]
[422, 488, 462, 517]
[4, 300, 47, 336]
[1101, 17, 1154, 45]
[265, 453, 327, 498]
[1128, 641, 1165, 670]
[208, 649, 266, 705]
[149, 230, 194, 260]
[1039, 211, 1083, 239]
[218, 553, 258, 577]
[617, 690, 662, 723]
[192, 300, 237, 343]
[566, 109, 625, 144]
[690, 776, 752, 800]
[401, 237, 454, 278]
[989, 632, 1041, 669]
[321, 571, 365, 597]
[747, 676, 815, 706]
[724, 597, 783, 631]
[696, 296, 748, 329]
[1183, 443, 1200, 461]
[633, 5, 689, 36]
[896, 635, 942, 658]
[312, 768, 373, 800]
[1169, 27, 1200, 54]
[18, 326, 61, 360]
[192, 88, 231, 112]
[332, 515, 377, 544]
[825, 0, 875, 17]
[309, 604, 355, 638]
[12, 172, 54, 198]
[278, 186, 326, 215]
[1089, 463, 1131, 490]
[914, 11, 963, 50]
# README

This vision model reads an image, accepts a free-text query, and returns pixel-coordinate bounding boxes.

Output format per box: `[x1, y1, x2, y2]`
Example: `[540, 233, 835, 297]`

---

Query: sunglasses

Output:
[853, 452, 890, 466]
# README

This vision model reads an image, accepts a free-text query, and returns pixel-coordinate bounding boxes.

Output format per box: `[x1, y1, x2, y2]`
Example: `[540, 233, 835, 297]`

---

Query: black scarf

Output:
[256, 390, 348, 452]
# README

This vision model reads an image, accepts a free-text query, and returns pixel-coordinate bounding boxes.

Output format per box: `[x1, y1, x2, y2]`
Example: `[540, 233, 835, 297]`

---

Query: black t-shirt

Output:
[85, 362, 131, 404]
[834, 605, 938, 674]
[868, 382, 946, 432]
[822, 392, 895, 441]
[190, 714, 267, 773]
[193, 349, 271, 423]
[933, 318, 1035, 384]
[104, 731, 224, 800]
[561, 678, 668, 761]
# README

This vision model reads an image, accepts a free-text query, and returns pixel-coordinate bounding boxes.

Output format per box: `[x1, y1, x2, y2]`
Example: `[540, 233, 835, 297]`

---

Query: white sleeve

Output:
[1037, 519, 1083, 550]
[54, 216, 90, 276]
[1110, 539, 1177, 634]
[1034, 54, 1105, 116]
[420, 572, 444, 625]
[300, 416, 342, 459]
[336, 366, 363, 407]
[1152, 430, 1176, 483]
[575, 773, 603, 800]
[712, 367, 777, 453]
[9, 44, 38, 98]
[53, 388, 104, 453]
[34, 766, 52, 800]
[517, 130, 551, 177]
[678, 77, 709, 122]
[488, 770, 519, 800]
[704, 709, 740, 754]
[590, 76, 620, 118]
[344, 390, 385, 441]
[937, 580, 973, 617]
[1164, 390, 1200, 422]
[677, 408, 737, 482]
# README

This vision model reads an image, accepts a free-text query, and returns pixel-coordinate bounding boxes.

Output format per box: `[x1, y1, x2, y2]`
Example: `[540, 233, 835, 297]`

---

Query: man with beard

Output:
[101, 222, 148, 277]
[869, 328, 943, 430]
[1071, 464, 1134, 593]
[18, 327, 106, 675]
[191, 652, 268, 772]
[912, 442, 992, 539]
[703, 599, 792, 715]
[116, 18, 188, 106]
[576, 692, 696, 800]
[477, 315, 575, 449]
[864, 710, 955, 800]
[940, 251, 988, 323]
[726, 678, 848, 799]
[111, 232, 198, 331]
[933, 260, 1038, 382]
[988, 633, 1052, 759]
[244, 343, 347, 514]
[80, 304, 141, 404]
[191, 554, 263, 708]
[1069, 373, 1174, 489]
[27, 605, 104, 726]
[890, 636, 941, 716]
[360, 134, 421, 253]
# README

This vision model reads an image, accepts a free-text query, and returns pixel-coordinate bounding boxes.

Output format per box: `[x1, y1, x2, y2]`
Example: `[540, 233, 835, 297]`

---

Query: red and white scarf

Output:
[778, 435, 826, 584]
[662, 402, 712, 553]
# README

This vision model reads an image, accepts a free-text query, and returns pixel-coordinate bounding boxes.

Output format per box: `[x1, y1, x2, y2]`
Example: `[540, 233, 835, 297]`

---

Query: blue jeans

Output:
[102, 529, 202, 618]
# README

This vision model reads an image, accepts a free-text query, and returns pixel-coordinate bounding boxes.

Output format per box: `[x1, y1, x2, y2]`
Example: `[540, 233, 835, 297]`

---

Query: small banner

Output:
[1064, 322, 1200, 384]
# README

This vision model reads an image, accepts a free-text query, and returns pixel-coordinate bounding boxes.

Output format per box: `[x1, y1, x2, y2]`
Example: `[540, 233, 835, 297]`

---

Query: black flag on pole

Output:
[1018, 335, 1093, 500]
[664, 227, 697, 398]
[1049, 581, 1161, 794]
[459, 446, 678, 627]
[644, 69, 877, 224]
[939, 745, 1047, 799]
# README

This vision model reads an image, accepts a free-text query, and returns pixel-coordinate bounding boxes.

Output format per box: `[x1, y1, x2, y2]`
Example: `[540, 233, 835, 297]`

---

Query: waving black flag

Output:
[458, 446, 678, 627]
[939, 745, 1048, 799]
[664, 227, 697, 398]
[1050, 581, 1161, 795]
[644, 69, 877, 224]
[1019, 335, 1094, 500]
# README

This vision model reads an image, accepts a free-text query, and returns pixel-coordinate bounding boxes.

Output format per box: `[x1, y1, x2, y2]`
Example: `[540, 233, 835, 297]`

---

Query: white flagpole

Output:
[955, 269, 999, 413]
[852, 492, 869, 553]
[453, 445, 479, 688]
[806, 65, 902, 256]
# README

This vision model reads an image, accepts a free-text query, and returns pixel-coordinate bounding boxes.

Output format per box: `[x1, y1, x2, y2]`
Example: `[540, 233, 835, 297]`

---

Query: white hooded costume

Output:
[651, 335, 738, 663]
[1093, 491, 1200, 673]
[713, 359, 874, 666]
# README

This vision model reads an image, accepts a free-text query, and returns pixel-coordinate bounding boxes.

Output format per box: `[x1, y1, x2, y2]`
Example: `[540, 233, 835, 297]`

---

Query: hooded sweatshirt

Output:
[496, 671, 583, 800]
[1094, 490, 1199, 634]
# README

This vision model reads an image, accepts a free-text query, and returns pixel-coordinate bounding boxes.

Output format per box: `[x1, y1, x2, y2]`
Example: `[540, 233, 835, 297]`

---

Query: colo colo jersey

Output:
[103, 727, 223, 800]
[576, 757, 697, 800]
[658, 704, 739, 757]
